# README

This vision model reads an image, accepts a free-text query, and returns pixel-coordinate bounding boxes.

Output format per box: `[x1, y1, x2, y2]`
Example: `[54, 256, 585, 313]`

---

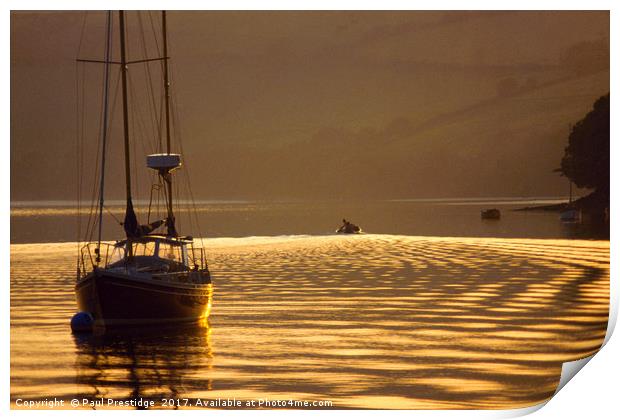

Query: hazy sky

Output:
[11, 11, 609, 201]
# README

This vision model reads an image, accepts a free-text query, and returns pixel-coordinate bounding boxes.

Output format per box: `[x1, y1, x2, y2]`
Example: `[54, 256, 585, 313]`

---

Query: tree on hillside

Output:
[559, 93, 610, 201]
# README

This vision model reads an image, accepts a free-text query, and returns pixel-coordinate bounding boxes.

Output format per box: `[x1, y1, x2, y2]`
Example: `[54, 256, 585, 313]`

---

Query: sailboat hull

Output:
[75, 269, 212, 327]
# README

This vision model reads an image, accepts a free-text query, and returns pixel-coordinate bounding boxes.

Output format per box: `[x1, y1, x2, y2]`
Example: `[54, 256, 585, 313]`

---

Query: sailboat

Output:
[74, 11, 212, 329]
[560, 180, 581, 223]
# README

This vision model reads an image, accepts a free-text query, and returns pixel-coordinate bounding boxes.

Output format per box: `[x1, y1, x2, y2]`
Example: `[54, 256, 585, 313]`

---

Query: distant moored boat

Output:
[560, 208, 582, 223]
[560, 179, 582, 223]
[481, 209, 501, 220]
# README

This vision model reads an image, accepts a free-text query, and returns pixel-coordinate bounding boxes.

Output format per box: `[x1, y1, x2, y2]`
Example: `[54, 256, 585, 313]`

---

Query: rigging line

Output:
[177, 130, 207, 247]
[180, 168, 196, 239]
[149, 171, 163, 222]
[127, 72, 141, 211]
[80, 66, 86, 230]
[79, 64, 86, 232]
[126, 71, 148, 159]
[81, 74, 95, 242]
[100, 69, 123, 238]
[84, 61, 107, 243]
[125, 70, 148, 211]
[102, 204, 123, 225]
[169, 67, 206, 247]
[161, 176, 171, 225]
[147, 11, 162, 59]
[96, 10, 114, 255]
[85, 66, 112, 240]
[146, 172, 154, 223]
[85, 67, 121, 243]
[82, 12, 101, 244]
[126, 60, 158, 159]
[76, 11, 89, 62]
[146, 183, 162, 223]
[147, 11, 165, 151]
[173, 175, 180, 234]
[176, 173, 186, 236]
[178, 163, 194, 236]
[75, 61, 83, 265]
[127, 71, 157, 216]
[86, 64, 122, 242]
[155, 167, 162, 221]
[106, 69, 122, 152]
[137, 11, 163, 150]
[185, 170, 201, 241]
[75, 10, 89, 254]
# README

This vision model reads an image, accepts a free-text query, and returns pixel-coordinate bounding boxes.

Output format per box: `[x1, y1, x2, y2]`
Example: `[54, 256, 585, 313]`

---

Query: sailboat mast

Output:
[117, 10, 139, 255]
[162, 10, 177, 236]
[119, 11, 132, 209]
[163, 11, 172, 154]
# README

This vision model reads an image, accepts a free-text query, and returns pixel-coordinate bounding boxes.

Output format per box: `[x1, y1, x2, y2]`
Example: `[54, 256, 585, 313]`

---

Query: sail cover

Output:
[123, 199, 167, 238]
[123, 198, 140, 238]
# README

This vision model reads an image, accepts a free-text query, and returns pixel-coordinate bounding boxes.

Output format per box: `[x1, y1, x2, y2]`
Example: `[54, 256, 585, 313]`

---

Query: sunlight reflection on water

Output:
[10, 234, 609, 409]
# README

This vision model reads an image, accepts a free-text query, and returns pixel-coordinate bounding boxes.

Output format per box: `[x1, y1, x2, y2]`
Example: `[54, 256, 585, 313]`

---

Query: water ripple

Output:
[11, 235, 609, 409]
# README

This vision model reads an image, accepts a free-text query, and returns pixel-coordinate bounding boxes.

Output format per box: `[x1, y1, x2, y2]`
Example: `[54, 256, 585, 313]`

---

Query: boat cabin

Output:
[117, 235, 191, 263]
[79, 234, 207, 276]
[109, 235, 198, 271]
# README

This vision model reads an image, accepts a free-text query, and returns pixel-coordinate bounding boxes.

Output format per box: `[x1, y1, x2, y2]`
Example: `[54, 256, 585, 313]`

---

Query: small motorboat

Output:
[481, 208, 501, 220]
[336, 219, 362, 234]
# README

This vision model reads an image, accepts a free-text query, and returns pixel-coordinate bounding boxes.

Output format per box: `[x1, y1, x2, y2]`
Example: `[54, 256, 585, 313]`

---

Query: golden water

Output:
[10, 235, 609, 409]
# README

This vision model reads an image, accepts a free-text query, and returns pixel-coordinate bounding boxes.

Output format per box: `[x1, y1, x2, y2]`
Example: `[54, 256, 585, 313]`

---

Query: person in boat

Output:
[338, 218, 360, 234]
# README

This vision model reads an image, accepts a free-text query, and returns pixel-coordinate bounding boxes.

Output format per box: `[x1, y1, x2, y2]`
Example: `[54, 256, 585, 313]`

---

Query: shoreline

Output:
[514, 202, 569, 212]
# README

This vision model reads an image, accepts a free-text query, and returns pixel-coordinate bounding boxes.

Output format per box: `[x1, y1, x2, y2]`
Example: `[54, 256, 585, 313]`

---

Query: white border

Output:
[0, 0, 616, 11]
[4, 1, 617, 419]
